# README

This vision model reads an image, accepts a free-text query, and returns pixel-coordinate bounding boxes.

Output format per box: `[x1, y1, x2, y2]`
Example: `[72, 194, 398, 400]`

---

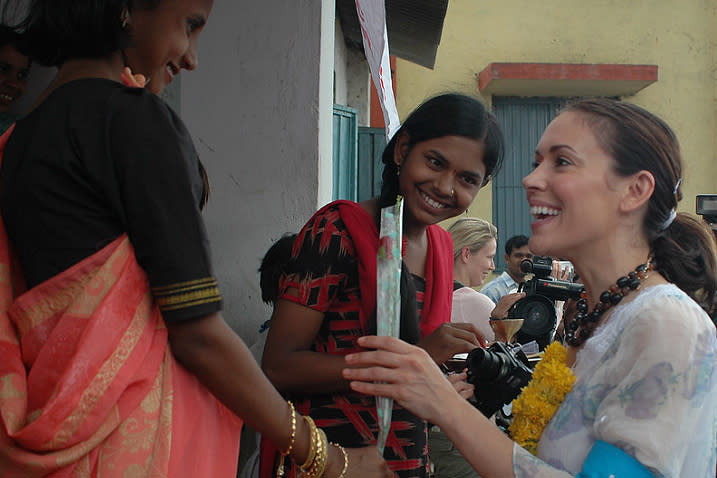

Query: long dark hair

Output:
[3, 0, 160, 66]
[563, 98, 717, 315]
[376, 94, 505, 342]
[0, 24, 22, 49]
[378, 93, 504, 209]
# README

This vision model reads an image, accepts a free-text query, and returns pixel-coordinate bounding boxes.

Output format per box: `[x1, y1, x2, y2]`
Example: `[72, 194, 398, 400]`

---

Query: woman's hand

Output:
[447, 370, 474, 400]
[489, 292, 525, 319]
[343, 335, 463, 424]
[417, 323, 487, 365]
[341, 447, 394, 478]
[344, 336, 517, 478]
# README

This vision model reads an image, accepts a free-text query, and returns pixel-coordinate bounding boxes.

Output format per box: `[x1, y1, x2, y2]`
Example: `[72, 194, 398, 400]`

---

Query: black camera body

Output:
[465, 342, 533, 418]
[508, 256, 584, 350]
[697, 194, 717, 231]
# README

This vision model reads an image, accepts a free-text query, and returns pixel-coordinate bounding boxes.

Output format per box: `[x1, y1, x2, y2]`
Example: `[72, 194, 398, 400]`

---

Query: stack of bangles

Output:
[277, 401, 349, 478]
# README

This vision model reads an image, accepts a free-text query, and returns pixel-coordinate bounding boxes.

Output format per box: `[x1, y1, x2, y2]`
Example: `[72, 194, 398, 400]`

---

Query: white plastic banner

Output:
[355, 0, 400, 140]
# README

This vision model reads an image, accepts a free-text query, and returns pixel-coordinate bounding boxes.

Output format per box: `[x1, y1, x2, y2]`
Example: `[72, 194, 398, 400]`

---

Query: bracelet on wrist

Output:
[330, 443, 349, 478]
[275, 401, 297, 478]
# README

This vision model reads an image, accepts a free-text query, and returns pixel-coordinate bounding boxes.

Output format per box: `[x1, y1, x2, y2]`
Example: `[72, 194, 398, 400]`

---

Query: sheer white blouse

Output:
[512, 284, 717, 477]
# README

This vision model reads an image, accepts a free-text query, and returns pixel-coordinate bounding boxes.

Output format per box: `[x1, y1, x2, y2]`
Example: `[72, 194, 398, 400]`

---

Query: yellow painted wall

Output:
[395, 0, 717, 226]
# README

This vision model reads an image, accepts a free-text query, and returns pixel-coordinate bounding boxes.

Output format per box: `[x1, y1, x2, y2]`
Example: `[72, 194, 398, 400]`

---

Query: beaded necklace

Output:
[566, 259, 653, 347]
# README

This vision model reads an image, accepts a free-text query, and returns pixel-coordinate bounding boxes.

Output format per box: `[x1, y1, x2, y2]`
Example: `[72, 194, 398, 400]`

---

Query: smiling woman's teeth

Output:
[530, 206, 560, 216]
[422, 193, 445, 209]
[0, 94, 14, 102]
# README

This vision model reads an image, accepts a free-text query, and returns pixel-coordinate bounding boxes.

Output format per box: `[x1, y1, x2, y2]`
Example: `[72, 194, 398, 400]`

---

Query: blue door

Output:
[492, 97, 566, 271]
[357, 127, 386, 202]
[332, 104, 358, 201]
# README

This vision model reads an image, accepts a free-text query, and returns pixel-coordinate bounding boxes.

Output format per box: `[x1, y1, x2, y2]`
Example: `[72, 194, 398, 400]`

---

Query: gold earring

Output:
[450, 188, 455, 197]
[396, 164, 401, 176]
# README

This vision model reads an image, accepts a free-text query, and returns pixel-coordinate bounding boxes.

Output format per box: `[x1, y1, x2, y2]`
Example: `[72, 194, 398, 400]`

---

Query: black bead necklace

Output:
[566, 260, 653, 347]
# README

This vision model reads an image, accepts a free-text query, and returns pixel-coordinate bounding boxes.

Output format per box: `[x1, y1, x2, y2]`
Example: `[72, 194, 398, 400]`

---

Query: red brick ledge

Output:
[478, 63, 658, 96]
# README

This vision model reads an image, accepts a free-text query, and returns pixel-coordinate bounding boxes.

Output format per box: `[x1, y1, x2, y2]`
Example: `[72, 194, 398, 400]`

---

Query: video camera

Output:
[465, 341, 533, 418]
[696, 194, 717, 232]
[508, 256, 584, 350]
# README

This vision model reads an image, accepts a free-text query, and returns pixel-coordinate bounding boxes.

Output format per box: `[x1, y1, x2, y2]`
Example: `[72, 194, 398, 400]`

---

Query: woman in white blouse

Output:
[343, 98, 717, 478]
[448, 217, 519, 342]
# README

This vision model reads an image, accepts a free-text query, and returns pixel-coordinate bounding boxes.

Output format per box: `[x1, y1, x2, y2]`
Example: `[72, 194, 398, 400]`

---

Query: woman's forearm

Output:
[436, 396, 516, 478]
[262, 349, 353, 394]
[166, 313, 315, 464]
[168, 314, 391, 478]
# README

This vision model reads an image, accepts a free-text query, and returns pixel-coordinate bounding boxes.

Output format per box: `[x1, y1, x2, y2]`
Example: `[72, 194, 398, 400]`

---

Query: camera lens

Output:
[510, 295, 556, 350]
[466, 347, 507, 381]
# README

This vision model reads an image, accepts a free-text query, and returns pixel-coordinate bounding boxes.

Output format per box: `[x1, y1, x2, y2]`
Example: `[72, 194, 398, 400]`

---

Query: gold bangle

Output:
[276, 401, 297, 478]
[330, 443, 348, 478]
[281, 401, 297, 456]
[303, 428, 328, 478]
[299, 415, 318, 470]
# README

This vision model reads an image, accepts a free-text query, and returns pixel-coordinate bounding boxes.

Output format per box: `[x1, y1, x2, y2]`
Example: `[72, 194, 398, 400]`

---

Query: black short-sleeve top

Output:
[0, 78, 221, 322]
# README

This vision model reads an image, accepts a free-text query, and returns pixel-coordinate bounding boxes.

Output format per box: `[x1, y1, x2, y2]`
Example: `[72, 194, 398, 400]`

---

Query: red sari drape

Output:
[0, 127, 242, 477]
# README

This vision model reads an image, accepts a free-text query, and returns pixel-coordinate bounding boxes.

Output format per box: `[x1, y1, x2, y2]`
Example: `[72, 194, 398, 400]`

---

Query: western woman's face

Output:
[523, 111, 628, 260]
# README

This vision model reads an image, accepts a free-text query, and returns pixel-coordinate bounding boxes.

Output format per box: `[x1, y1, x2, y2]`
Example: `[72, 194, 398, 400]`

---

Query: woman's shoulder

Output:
[27, 78, 181, 134]
[453, 286, 494, 305]
[621, 283, 716, 340]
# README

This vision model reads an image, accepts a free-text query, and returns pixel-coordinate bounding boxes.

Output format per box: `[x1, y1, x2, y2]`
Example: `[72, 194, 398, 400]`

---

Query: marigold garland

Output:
[508, 342, 576, 455]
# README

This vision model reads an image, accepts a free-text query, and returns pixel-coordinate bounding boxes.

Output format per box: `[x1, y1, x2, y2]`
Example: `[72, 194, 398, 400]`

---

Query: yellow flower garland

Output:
[508, 342, 576, 455]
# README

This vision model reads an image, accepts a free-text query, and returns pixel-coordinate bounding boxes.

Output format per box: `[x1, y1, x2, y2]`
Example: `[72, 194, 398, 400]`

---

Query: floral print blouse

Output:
[513, 284, 717, 477]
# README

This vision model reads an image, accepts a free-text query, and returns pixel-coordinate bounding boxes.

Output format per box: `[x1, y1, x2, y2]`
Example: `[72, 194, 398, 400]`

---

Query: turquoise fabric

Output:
[577, 440, 653, 478]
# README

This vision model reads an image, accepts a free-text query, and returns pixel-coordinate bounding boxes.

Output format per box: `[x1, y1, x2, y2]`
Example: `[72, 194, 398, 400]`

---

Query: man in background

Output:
[480, 234, 532, 304]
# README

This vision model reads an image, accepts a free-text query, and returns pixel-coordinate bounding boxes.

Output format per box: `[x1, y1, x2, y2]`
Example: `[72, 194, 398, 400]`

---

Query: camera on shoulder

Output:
[508, 255, 584, 350]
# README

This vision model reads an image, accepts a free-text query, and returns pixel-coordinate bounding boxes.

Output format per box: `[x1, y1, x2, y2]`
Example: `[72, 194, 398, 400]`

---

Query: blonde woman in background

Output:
[448, 218, 525, 342]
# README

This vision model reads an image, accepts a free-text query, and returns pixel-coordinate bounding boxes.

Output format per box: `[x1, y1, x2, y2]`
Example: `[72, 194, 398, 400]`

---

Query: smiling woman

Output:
[0, 25, 30, 132]
[261, 93, 504, 478]
[0, 1, 392, 478]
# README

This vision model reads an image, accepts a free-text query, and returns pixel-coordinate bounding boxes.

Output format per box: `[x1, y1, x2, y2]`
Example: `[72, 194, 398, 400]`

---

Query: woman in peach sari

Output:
[0, 1, 390, 477]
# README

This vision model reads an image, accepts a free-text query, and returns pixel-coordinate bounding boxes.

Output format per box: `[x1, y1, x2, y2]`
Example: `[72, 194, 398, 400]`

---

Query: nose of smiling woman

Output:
[435, 170, 457, 199]
[522, 162, 546, 192]
[181, 42, 198, 71]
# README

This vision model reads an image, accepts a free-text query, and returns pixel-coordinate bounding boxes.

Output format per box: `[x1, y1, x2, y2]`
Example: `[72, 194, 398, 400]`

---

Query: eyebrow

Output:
[429, 149, 484, 181]
[535, 144, 578, 156]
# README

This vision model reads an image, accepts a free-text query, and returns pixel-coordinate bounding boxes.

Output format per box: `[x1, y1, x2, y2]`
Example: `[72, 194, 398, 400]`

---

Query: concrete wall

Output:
[180, 0, 335, 348]
[395, 0, 717, 223]
[334, 17, 371, 126]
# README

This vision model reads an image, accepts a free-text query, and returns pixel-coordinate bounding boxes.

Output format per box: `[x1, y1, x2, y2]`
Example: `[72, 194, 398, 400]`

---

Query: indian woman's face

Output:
[0, 44, 30, 113]
[124, 0, 214, 94]
[396, 134, 487, 230]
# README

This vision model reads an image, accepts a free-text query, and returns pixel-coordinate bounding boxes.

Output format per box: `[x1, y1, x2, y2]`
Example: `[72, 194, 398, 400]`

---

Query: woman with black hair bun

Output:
[0, 1, 393, 477]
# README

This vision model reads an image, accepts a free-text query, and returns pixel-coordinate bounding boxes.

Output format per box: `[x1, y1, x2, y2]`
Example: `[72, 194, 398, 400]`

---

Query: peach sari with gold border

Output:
[0, 127, 242, 477]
